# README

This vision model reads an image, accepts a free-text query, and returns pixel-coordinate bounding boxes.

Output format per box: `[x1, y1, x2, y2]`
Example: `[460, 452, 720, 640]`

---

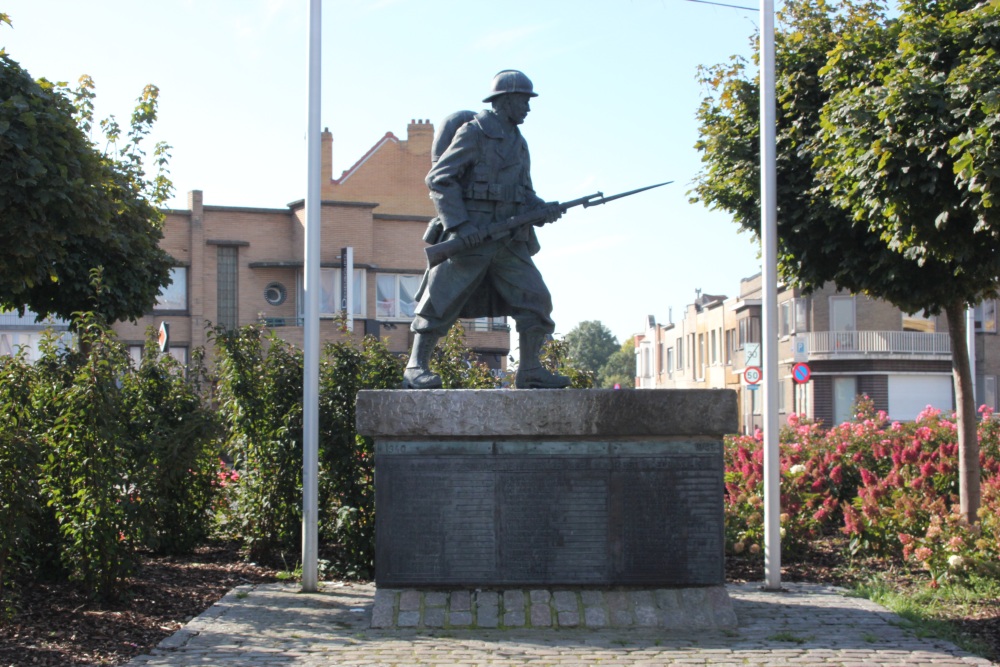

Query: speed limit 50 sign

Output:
[744, 366, 762, 385]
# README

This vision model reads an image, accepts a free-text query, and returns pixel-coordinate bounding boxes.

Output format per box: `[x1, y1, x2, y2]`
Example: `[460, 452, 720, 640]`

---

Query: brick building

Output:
[111, 120, 511, 370]
[637, 275, 1000, 432]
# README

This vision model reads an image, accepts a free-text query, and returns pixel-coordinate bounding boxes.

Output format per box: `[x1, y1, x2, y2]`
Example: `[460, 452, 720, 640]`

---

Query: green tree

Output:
[0, 23, 173, 323]
[692, 0, 1000, 522]
[562, 320, 619, 385]
[598, 339, 636, 389]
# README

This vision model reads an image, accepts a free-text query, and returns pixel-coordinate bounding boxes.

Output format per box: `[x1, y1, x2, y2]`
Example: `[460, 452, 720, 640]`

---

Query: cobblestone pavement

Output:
[127, 581, 995, 666]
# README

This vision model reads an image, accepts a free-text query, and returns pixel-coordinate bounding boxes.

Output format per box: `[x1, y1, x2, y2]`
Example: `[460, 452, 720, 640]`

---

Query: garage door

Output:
[888, 375, 953, 421]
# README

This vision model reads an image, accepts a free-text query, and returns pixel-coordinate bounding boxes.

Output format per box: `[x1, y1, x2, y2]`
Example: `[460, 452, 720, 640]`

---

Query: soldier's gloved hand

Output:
[537, 203, 563, 226]
[456, 224, 484, 249]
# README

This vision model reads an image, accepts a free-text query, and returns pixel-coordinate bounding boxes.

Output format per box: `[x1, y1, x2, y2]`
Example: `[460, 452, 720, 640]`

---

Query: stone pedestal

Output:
[356, 389, 736, 591]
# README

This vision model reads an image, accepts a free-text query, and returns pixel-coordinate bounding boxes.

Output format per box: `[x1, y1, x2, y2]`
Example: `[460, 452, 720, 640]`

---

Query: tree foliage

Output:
[562, 320, 620, 385]
[0, 37, 173, 323]
[598, 339, 637, 389]
[692, 0, 1000, 521]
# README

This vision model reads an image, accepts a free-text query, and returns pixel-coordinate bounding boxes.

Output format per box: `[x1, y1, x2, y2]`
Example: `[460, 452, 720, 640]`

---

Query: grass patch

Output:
[851, 575, 996, 659]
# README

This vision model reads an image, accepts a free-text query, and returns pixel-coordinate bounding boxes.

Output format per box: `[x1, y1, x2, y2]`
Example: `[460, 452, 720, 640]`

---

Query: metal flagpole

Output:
[301, 0, 321, 593]
[760, 0, 782, 591]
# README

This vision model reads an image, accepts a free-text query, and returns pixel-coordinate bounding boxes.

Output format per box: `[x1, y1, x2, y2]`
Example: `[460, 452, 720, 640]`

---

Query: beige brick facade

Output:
[112, 121, 511, 370]
[637, 277, 1000, 431]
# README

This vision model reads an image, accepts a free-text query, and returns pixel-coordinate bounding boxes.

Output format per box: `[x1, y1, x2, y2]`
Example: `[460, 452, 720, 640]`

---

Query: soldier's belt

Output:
[463, 183, 526, 203]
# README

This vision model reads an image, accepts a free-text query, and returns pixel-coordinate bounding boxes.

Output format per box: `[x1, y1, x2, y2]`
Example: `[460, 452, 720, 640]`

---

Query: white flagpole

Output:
[302, 0, 321, 593]
[760, 0, 782, 591]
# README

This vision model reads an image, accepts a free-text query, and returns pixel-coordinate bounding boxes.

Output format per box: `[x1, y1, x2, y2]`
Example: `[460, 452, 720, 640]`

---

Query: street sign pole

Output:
[760, 0, 782, 592]
[301, 0, 321, 593]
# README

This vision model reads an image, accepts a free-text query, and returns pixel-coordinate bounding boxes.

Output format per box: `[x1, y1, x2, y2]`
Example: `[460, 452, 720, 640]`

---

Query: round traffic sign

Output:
[744, 366, 762, 385]
[792, 362, 811, 384]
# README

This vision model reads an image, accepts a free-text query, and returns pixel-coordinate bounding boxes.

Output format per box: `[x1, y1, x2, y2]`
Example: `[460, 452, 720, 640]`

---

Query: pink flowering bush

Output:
[724, 395, 1000, 584]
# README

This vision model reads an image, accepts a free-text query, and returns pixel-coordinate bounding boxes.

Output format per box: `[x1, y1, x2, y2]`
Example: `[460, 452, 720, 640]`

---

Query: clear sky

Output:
[2, 0, 765, 344]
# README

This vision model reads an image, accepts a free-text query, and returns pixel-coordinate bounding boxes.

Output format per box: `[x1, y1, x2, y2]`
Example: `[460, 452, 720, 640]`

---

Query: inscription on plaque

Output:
[375, 441, 725, 587]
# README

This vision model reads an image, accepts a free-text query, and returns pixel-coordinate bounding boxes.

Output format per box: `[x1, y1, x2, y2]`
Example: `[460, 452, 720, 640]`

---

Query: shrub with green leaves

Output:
[318, 335, 405, 578]
[34, 313, 135, 600]
[120, 330, 220, 555]
[213, 324, 304, 565]
[0, 352, 40, 617]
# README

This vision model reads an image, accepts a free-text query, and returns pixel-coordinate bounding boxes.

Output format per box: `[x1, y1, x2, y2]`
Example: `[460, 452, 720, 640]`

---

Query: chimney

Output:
[322, 127, 333, 187]
[406, 118, 433, 157]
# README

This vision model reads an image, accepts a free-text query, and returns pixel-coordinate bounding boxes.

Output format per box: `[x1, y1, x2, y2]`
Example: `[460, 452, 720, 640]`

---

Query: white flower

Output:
[948, 554, 966, 570]
[789, 464, 807, 475]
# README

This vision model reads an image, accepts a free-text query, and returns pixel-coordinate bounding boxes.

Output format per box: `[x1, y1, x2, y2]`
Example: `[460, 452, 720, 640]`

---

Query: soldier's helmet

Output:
[483, 70, 538, 103]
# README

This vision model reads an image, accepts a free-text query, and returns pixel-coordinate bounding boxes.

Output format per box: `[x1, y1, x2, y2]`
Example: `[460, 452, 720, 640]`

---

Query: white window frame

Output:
[298, 268, 366, 319]
[154, 267, 188, 312]
[975, 300, 997, 333]
[375, 273, 421, 321]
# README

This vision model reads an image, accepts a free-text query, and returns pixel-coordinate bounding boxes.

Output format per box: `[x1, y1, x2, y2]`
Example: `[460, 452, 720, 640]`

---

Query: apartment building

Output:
[111, 120, 511, 370]
[0, 311, 72, 362]
[637, 274, 1000, 433]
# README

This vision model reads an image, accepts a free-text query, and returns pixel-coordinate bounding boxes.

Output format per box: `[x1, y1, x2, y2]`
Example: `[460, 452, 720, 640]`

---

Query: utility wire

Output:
[683, 0, 759, 11]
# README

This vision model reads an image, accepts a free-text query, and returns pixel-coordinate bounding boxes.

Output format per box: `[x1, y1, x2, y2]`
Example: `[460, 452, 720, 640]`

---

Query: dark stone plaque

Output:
[374, 440, 724, 588]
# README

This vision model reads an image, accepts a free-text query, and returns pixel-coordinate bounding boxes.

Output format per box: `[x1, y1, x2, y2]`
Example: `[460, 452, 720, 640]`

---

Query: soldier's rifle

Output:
[425, 181, 672, 267]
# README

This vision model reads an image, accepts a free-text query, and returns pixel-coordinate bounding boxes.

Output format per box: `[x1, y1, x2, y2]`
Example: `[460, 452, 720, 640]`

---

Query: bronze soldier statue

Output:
[403, 70, 570, 390]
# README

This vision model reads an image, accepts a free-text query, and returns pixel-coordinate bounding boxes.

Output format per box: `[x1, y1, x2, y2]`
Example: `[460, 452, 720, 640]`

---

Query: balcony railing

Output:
[0, 311, 71, 330]
[803, 331, 951, 357]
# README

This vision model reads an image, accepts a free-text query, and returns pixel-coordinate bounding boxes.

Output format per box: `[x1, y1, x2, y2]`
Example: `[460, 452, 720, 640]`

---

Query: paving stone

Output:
[552, 590, 577, 612]
[528, 589, 551, 604]
[424, 591, 448, 608]
[583, 605, 608, 628]
[529, 603, 552, 627]
[475, 591, 499, 628]
[556, 610, 580, 627]
[423, 607, 445, 628]
[124, 582, 995, 667]
[449, 590, 471, 612]
[396, 610, 420, 627]
[502, 610, 525, 627]
[502, 590, 524, 612]
[398, 590, 422, 612]
[448, 610, 472, 627]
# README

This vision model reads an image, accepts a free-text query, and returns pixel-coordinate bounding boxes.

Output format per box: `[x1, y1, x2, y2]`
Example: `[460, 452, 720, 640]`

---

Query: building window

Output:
[666, 347, 674, 376]
[725, 328, 735, 365]
[468, 316, 508, 331]
[975, 300, 997, 333]
[376, 273, 421, 320]
[698, 333, 706, 378]
[738, 316, 760, 347]
[794, 298, 808, 332]
[977, 375, 998, 412]
[217, 247, 238, 330]
[128, 344, 188, 369]
[299, 268, 366, 318]
[780, 302, 791, 337]
[902, 309, 936, 333]
[155, 267, 188, 312]
[676, 337, 683, 370]
[710, 329, 718, 365]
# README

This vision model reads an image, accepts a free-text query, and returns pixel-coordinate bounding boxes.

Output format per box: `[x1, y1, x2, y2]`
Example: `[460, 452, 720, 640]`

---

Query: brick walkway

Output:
[127, 581, 995, 666]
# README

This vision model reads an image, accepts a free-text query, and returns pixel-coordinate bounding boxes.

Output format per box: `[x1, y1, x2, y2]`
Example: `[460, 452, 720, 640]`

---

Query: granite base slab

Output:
[370, 586, 737, 631]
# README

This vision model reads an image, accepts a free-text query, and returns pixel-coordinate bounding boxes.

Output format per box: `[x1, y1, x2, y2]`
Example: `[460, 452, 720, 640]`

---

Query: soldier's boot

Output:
[515, 329, 571, 389]
[402, 333, 442, 389]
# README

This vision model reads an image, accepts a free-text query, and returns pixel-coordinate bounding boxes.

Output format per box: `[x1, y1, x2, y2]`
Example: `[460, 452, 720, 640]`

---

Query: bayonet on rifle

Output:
[425, 181, 672, 267]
